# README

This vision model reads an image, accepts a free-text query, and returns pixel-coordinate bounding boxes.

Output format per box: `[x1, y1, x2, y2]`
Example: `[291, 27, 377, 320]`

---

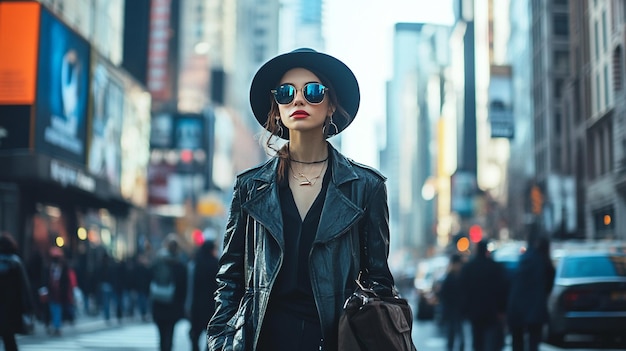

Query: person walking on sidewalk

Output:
[460, 240, 509, 351]
[0, 232, 35, 351]
[189, 240, 219, 351]
[42, 246, 74, 336]
[439, 253, 466, 351]
[506, 235, 555, 351]
[150, 234, 187, 351]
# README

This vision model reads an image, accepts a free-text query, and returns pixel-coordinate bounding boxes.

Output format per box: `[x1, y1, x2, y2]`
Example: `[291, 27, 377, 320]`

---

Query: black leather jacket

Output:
[207, 144, 395, 351]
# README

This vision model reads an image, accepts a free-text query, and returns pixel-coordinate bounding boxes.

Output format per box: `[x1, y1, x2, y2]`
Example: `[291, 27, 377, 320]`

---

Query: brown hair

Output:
[263, 69, 350, 182]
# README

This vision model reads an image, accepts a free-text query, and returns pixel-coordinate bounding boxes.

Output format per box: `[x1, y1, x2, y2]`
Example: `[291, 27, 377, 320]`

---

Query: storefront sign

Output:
[50, 159, 96, 192]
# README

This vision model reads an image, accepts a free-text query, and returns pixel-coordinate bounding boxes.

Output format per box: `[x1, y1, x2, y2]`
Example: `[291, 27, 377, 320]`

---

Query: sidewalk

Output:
[16, 312, 151, 342]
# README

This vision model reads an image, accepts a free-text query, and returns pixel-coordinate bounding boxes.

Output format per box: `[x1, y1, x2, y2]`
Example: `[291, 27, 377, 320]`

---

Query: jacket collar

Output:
[242, 143, 364, 248]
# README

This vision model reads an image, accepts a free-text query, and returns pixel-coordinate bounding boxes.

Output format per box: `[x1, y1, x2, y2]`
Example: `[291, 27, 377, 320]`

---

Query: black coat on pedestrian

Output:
[190, 241, 219, 331]
[439, 268, 465, 321]
[506, 247, 555, 327]
[0, 254, 34, 334]
[150, 251, 188, 323]
[460, 247, 509, 323]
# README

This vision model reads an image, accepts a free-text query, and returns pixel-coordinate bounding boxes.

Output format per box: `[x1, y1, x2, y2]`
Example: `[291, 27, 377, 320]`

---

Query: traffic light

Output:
[469, 225, 483, 243]
[530, 185, 543, 214]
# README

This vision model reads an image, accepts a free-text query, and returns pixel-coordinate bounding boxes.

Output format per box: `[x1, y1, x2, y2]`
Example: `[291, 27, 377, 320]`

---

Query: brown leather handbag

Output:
[338, 274, 417, 351]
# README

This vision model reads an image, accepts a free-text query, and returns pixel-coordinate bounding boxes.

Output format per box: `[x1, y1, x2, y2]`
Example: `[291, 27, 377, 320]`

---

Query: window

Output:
[602, 10, 608, 52]
[604, 64, 610, 107]
[554, 79, 564, 99]
[614, 46, 623, 91]
[554, 50, 570, 72]
[553, 14, 569, 36]
[595, 20, 600, 59]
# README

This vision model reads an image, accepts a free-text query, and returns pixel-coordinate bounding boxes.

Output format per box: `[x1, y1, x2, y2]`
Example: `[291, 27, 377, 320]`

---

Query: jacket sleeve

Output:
[362, 180, 395, 294]
[207, 178, 247, 351]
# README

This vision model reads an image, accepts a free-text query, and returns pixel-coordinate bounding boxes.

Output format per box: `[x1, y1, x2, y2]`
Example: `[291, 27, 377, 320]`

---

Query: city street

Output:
[15, 317, 194, 351]
[13, 314, 626, 350]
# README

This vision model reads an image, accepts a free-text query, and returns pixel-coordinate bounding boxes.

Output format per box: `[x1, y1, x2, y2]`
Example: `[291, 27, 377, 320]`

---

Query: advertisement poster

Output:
[174, 114, 204, 150]
[120, 84, 151, 207]
[88, 55, 123, 187]
[35, 8, 90, 165]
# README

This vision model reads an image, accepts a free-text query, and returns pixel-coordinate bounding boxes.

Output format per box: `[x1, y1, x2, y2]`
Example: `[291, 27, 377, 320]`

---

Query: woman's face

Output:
[276, 68, 334, 137]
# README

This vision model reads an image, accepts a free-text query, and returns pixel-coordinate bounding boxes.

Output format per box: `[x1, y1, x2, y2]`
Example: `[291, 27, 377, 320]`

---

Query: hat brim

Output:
[249, 49, 360, 140]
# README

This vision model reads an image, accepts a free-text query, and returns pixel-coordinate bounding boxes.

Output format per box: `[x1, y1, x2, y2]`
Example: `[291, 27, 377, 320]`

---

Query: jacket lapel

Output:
[314, 146, 363, 243]
[240, 145, 365, 247]
[241, 158, 285, 250]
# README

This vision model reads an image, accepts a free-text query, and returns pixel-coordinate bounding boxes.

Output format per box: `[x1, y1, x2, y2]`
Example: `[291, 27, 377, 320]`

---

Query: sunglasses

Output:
[271, 83, 328, 105]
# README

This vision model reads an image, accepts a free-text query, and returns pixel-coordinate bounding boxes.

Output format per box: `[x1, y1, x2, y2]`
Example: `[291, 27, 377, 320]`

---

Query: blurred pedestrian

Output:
[438, 253, 466, 351]
[189, 240, 219, 351]
[42, 246, 73, 336]
[460, 240, 509, 351]
[506, 235, 555, 351]
[0, 232, 35, 351]
[127, 254, 151, 321]
[150, 234, 187, 351]
[94, 252, 120, 324]
[25, 250, 46, 323]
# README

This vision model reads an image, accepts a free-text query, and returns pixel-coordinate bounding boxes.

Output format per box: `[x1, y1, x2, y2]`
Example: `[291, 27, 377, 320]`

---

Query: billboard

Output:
[148, 112, 208, 208]
[88, 54, 124, 187]
[0, 2, 40, 105]
[34, 7, 90, 165]
[120, 82, 151, 207]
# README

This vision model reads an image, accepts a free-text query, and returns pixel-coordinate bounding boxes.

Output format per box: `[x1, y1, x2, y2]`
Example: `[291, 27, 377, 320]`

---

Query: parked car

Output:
[413, 255, 449, 320]
[546, 251, 626, 344]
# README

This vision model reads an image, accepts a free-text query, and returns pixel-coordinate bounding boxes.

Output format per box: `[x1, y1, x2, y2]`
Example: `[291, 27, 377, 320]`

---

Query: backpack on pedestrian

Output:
[150, 259, 175, 303]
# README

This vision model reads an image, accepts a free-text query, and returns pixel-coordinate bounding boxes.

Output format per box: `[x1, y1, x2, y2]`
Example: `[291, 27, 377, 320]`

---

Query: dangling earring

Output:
[323, 115, 339, 137]
[275, 118, 284, 138]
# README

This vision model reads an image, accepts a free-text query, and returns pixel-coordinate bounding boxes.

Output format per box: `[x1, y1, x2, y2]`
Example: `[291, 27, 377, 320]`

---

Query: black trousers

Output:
[1, 333, 18, 351]
[257, 308, 323, 351]
[510, 324, 543, 351]
[155, 320, 177, 351]
[469, 319, 504, 351]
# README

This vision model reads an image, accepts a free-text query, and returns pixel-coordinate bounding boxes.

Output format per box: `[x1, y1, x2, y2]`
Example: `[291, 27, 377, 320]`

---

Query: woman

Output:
[0, 232, 35, 351]
[207, 48, 396, 351]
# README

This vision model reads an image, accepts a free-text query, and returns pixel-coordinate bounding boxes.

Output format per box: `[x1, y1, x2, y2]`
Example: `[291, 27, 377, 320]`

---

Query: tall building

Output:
[530, 0, 576, 238]
[0, 1, 151, 260]
[506, 0, 536, 238]
[279, 0, 325, 52]
[567, 0, 626, 240]
[384, 23, 450, 257]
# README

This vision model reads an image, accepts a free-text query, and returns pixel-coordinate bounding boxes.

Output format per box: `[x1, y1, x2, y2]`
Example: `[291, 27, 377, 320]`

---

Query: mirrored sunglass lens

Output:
[274, 85, 295, 104]
[304, 83, 325, 103]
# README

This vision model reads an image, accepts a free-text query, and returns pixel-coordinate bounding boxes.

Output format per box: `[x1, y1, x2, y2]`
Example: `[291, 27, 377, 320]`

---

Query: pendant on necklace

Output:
[298, 173, 313, 186]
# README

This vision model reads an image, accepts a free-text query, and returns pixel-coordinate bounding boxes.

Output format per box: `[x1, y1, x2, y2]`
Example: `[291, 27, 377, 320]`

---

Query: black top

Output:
[270, 160, 332, 322]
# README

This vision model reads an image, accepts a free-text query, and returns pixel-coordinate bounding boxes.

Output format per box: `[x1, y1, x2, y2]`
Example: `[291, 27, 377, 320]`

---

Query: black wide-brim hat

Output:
[249, 48, 360, 139]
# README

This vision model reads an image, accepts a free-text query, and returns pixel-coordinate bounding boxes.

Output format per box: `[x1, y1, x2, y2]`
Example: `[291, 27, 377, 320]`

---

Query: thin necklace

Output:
[290, 156, 329, 164]
[290, 161, 327, 186]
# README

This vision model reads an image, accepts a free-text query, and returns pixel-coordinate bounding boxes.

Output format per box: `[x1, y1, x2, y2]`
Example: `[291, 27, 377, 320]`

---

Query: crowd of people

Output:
[0, 231, 219, 351]
[437, 235, 556, 351]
